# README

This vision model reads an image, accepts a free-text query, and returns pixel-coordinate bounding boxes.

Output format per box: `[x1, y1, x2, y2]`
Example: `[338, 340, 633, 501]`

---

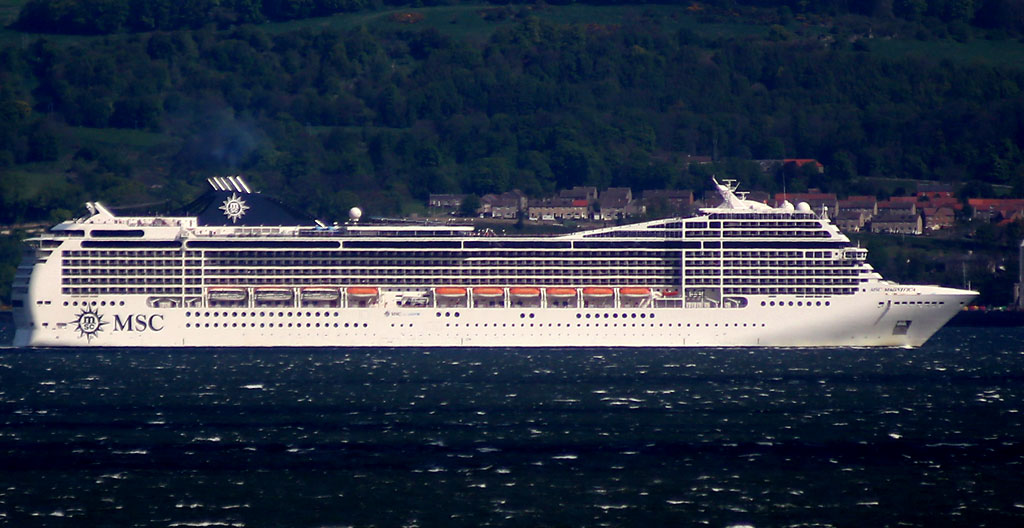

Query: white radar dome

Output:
[780, 200, 795, 211]
[348, 207, 362, 221]
[796, 202, 812, 212]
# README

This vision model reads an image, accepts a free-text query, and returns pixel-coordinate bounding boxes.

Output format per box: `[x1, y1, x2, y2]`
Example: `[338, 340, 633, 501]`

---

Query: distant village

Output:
[429, 159, 1024, 236]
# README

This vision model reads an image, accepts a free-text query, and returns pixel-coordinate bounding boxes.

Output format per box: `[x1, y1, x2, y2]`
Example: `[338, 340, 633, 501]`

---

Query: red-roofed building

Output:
[784, 159, 825, 173]
[922, 207, 956, 231]
[968, 198, 1024, 221]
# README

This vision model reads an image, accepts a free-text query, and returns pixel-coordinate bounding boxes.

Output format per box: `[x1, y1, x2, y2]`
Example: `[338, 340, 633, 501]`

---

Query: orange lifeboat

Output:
[473, 287, 504, 298]
[509, 287, 541, 297]
[619, 287, 651, 297]
[546, 287, 577, 298]
[435, 287, 468, 298]
[582, 287, 614, 298]
[347, 287, 379, 298]
[661, 290, 680, 297]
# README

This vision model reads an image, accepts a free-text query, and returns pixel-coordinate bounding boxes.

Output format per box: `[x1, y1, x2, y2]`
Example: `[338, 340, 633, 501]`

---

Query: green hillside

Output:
[1, 1, 1023, 305]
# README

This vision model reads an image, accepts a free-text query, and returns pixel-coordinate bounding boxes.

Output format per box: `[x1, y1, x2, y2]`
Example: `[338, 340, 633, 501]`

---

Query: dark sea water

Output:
[1, 325, 1023, 527]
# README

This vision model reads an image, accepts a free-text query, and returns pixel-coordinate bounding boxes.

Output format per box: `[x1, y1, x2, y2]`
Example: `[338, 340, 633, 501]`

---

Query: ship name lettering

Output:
[113, 314, 165, 332]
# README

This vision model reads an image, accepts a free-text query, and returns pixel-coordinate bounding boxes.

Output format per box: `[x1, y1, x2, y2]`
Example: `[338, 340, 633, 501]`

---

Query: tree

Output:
[459, 194, 481, 217]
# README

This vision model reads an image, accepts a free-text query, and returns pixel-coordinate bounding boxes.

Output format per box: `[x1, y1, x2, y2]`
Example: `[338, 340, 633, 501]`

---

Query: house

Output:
[480, 189, 527, 219]
[784, 158, 825, 173]
[871, 213, 923, 235]
[755, 158, 825, 173]
[922, 207, 956, 231]
[968, 198, 1024, 222]
[527, 198, 589, 221]
[428, 193, 465, 213]
[916, 182, 954, 198]
[838, 196, 878, 218]
[835, 210, 870, 232]
[877, 200, 917, 217]
[559, 186, 598, 202]
[597, 187, 642, 220]
[870, 200, 921, 234]
[641, 189, 694, 215]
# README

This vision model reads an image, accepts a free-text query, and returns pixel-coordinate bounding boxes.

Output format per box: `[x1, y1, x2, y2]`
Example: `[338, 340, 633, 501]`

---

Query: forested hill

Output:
[11, 0, 1024, 35]
[2, 2, 1024, 303]
[3, 3, 1024, 223]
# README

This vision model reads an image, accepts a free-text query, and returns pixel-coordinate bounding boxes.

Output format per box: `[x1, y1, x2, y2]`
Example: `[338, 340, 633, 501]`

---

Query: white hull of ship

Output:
[14, 287, 973, 348]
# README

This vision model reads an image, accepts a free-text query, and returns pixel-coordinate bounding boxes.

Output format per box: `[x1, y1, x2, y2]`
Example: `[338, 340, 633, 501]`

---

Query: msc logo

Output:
[113, 314, 165, 332]
[72, 307, 107, 342]
[70, 308, 164, 341]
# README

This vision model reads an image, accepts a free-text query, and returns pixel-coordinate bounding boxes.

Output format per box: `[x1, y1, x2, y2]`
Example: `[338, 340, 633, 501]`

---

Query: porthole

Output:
[769, 302, 775, 306]
[119, 301, 125, 306]
[454, 312, 460, 318]
[529, 313, 535, 318]
[363, 323, 368, 327]
[185, 323, 191, 328]
[825, 301, 830, 306]
[185, 311, 191, 317]
[213, 312, 219, 318]
[576, 313, 581, 319]
[521, 313, 526, 319]
[761, 301, 766, 306]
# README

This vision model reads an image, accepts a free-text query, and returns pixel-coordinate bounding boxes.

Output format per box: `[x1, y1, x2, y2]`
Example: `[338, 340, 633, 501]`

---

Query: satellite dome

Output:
[796, 202, 812, 212]
[780, 200, 795, 211]
[348, 207, 362, 221]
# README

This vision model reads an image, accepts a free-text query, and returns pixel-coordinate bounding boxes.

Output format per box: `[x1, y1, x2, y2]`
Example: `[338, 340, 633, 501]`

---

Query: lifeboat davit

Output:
[347, 287, 379, 298]
[301, 287, 340, 301]
[208, 287, 247, 302]
[255, 287, 293, 302]
[546, 287, 577, 298]
[509, 287, 541, 297]
[581, 287, 614, 298]
[472, 287, 504, 298]
[619, 287, 651, 297]
[435, 287, 468, 298]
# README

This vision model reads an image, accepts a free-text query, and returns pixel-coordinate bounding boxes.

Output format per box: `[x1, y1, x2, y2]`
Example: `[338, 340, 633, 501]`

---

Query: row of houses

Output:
[759, 184, 1024, 235]
[429, 187, 695, 221]
[432, 182, 1024, 233]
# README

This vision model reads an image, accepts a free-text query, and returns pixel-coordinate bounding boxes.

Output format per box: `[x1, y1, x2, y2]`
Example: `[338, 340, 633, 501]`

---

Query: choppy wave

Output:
[1, 327, 1023, 526]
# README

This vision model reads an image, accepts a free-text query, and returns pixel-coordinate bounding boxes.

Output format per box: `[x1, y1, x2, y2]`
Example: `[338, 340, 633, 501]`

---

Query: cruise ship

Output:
[11, 177, 976, 348]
